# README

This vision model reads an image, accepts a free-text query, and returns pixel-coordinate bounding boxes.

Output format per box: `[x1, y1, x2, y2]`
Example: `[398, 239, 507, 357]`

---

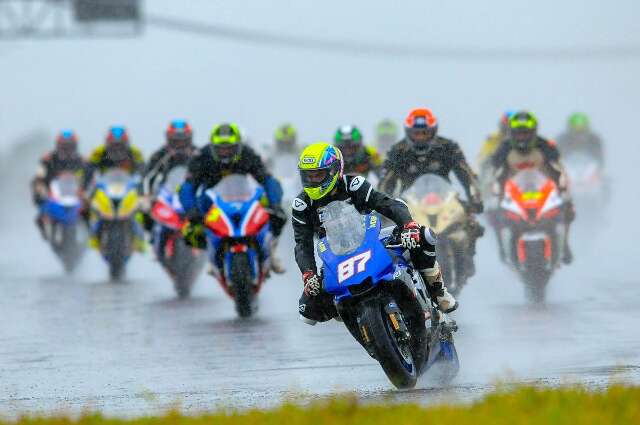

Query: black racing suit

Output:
[179, 144, 286, 237]
[380, 137, 484, 272]
[31, 151, 90, 205]
[292, 175, 439, 322]
[31, 151, 90, 237]
[142, 146, 195, 196]
[343, 146, 383, 178]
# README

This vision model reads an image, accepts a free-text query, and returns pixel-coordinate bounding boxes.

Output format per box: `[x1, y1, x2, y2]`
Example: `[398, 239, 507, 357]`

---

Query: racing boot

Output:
[270, 239, 286, 274]
[419, 262, 458, 313]
[133, 236, 147, 253]
[35, 214, 47, 240]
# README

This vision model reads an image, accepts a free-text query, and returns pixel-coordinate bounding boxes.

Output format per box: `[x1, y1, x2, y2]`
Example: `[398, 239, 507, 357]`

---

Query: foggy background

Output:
[1, 0, 639, 416]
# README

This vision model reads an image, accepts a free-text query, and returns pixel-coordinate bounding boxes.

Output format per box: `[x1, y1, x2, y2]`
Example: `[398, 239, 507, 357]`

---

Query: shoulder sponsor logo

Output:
[349, 176, 365, 191]
[292, 197, 308, 211]
[301, 156, 316, 164]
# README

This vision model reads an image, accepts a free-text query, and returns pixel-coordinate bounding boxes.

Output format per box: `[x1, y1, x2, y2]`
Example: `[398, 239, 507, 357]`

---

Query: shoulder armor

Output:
[347, 175, 366, 192]
[292, 194, 309, 211]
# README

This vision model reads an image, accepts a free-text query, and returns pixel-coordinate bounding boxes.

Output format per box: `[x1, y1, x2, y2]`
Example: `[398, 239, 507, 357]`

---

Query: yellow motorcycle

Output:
[90, 170, 141, 281]
[403, 175, 472, 296]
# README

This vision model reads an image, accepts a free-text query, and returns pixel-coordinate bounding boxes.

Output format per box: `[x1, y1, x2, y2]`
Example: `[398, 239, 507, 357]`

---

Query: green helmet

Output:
[274, 123, 298, 151]
[375, 119, 399, 151]
[568, 112, 590, 132]
[210, 123, 242, 164]
[298, 142, 343, 201]
[509, 111, 539, 153]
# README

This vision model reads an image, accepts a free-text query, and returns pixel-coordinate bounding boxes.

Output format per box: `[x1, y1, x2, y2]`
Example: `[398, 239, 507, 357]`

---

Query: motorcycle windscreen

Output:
[213, 174, 260, 203]
[49, 173, 81, 207]
[319, 213, 393, 296]
[100, 169, 134, 199]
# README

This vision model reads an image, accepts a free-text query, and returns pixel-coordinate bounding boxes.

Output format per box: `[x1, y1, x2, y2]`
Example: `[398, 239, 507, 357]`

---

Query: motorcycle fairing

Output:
[319, 214, 402, 302]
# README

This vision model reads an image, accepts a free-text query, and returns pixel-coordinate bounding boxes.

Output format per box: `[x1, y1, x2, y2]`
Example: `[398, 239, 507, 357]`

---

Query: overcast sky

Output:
[2, 0, 639, 165]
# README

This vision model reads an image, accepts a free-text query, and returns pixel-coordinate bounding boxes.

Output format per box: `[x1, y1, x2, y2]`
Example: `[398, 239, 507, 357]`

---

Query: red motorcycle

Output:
[150, 168, 205, 298]
[498, 169, 568, 302]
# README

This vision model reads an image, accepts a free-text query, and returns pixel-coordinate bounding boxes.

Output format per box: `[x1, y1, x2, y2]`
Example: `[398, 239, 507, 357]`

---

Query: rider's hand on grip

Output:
[302, 271, 322, 297]
[400, 221, 421, 249]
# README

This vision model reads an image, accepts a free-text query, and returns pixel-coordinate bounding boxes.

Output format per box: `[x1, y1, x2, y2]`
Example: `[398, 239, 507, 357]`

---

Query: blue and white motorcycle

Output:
[40, 172, 87, 272]
[317, 201, 459, 389]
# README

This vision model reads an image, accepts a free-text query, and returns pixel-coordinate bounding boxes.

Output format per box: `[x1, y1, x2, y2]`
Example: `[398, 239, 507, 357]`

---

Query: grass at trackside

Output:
[4, 385, 640, 425]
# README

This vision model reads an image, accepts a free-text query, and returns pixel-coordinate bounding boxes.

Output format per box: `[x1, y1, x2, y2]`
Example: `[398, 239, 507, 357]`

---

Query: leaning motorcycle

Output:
[151, 166, 205, 298]
[202, 174, 273, 317]
[90, 170, 141, 281]
[40, 172, 87, 272]
[497, 169, 567, 303]
[403, 175, 472, 296]
[316, 201, 459, 389]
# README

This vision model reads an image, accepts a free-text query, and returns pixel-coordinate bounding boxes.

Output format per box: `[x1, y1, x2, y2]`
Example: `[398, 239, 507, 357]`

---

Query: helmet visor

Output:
[300, 167, 330, 188]
[407, 127, 436, 146]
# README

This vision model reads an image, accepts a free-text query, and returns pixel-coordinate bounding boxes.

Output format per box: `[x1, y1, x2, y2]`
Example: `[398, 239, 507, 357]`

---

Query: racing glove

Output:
[399, 221, 421, 249]
[302, 271, 322, 297]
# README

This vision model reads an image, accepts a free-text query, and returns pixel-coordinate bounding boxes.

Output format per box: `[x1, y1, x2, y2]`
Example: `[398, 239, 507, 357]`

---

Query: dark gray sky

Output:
[2, 0, 639, 166]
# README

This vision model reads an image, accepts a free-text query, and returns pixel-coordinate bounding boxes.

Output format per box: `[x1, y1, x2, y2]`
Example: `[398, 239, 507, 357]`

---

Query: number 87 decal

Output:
[338, 250, 372, 283]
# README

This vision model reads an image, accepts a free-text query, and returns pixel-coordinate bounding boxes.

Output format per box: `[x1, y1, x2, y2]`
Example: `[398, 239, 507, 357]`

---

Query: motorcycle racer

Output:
[380, 107, 484, 276]
[334, 125, 382, 178]
[556, 112, 605, 167]
[31, 130, 90, 239]
[292, 142, 457, 324]
[477, 111, 514, 170]
[87, 126, 146, 251]
[491, 110, 575, 264]
[141, 120, 197, 231]
[179, 122, 287, 274]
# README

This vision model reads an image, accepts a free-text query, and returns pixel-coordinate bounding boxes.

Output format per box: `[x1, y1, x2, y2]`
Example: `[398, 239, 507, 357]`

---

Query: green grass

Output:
[5, 385, 640, 425]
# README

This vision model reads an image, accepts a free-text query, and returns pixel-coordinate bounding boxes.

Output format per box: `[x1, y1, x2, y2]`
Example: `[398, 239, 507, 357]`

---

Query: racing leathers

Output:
[380, 137, 484, 275]
[178, 144, 287, 268]
[293, 175, 451, 323]
[31, 151, 90, 238]
[491, 136, 575, 263]
[343, 145, 383, 179]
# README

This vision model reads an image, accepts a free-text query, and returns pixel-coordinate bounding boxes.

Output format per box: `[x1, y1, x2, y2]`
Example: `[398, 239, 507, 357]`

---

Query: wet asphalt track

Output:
[1, 188, 639, 418]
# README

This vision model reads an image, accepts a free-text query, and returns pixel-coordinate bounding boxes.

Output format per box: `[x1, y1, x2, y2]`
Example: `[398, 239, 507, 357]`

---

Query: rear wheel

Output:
[230, 253, 254, 317]
[359, 298, 417, 389]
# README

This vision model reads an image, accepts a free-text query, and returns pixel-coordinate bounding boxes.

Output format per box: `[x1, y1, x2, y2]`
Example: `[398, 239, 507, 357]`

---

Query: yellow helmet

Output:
[298, 142, 343, 201]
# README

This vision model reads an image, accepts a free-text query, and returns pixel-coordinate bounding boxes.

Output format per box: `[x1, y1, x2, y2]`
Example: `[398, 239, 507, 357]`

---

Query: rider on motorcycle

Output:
[491, 110, 575, 264]
[477, 111, 514, 169]
[274, 123, 299, 155]
[31, 130, 90, 239]
[380, 107, 484, 276]
[87, 126, 146, 251]
[179, 123, 287, 274]
[556, 112, 605, 167]
[141, 120, 197, 231]
[334, 125, 382, 177]
[293, 142, 457, 324]
[374, 119, 399, 155]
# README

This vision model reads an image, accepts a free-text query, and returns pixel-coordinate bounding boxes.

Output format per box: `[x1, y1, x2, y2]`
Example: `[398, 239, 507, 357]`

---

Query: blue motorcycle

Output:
[40, 172, 87, 273]
[317, 201, 459, 389]
[201, 174, 273, 317]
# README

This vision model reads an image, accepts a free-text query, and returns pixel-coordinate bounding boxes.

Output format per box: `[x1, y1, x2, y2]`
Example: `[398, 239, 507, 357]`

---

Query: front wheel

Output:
[169, 237, 205, 299]
[230, 253, 254, 318]
[359, 299, 417, 389]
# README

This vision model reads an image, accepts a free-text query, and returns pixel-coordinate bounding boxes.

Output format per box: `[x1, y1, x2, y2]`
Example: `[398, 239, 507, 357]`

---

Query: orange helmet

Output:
[404, 107, 438, 150]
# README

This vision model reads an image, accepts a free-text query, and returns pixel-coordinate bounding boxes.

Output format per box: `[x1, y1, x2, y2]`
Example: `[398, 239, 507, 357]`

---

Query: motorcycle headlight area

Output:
[117, 191, 139, 218]
[91, 190, 115, 219]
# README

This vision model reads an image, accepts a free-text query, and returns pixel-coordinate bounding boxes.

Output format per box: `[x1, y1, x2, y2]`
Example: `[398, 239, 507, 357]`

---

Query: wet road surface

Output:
[1, 194, 639, 417]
